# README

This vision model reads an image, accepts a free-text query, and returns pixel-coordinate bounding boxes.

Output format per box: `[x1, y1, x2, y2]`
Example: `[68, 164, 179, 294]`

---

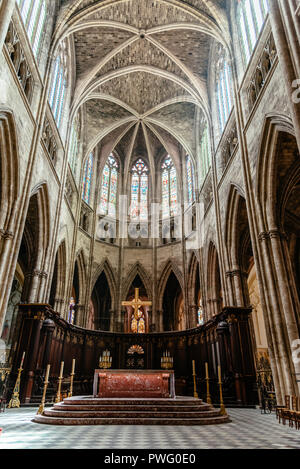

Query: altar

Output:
[93, 369, 176, 399]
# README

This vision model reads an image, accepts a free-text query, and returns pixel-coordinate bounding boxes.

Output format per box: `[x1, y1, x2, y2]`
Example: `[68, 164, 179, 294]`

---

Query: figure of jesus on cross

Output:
[122, 288, 152, 334]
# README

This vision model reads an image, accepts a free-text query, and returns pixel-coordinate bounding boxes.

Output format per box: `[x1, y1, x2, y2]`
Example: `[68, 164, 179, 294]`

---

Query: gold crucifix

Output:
[122, 288, 152, 320]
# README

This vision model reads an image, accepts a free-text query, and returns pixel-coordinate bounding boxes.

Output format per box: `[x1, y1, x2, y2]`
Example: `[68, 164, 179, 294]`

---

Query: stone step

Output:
[53, 403, 212, 412]
[62, 397, 203, 406]
[32, 396, 231, 426]
[43, 409, 222, 419]
[33, 414, 230, 426]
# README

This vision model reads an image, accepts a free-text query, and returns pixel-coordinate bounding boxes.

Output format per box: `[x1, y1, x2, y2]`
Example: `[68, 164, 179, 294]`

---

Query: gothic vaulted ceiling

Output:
[55, 0, 229, 166]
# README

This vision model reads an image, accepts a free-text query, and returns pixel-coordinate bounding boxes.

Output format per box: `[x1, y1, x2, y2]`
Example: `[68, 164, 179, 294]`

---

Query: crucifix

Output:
[122, 288, 152, 333]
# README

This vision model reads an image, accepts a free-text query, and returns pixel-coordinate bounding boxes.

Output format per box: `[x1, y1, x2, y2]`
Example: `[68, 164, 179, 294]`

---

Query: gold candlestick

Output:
[205, 362, 212, 405]
[37, 364, 51, 415]
[55, 361, 64, 403]
[8, 352, 25, 409]
[192, 360, 199, 399]
[218, 365, 227, 416]
[68, 359, 75, 398]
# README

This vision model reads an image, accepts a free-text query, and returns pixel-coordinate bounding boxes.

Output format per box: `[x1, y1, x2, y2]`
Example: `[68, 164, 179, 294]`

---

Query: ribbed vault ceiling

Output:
[55, 0, 229, 167]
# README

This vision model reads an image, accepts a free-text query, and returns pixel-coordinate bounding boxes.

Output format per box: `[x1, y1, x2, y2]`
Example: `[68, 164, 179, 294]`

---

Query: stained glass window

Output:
[68, 114, 80, 177]
[216, 48, 233, 133]
[198, 301, 204, 326]
[68, 297, 76, 324]
[49, 48, 67, 129]
[17, 0, 46, 57]
[186, 155, 195, 205]
[82, 152, 94, 205]
[199, 123, 211, 179]
[99, 154, 119, 217]
[130, 159, 149, 222]
[237, 0, 269, 65]
[161, 156, 178, 219]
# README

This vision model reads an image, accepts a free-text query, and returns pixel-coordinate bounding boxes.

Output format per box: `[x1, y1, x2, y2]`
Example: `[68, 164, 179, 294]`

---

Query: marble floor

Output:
[0, 407, 299, 449]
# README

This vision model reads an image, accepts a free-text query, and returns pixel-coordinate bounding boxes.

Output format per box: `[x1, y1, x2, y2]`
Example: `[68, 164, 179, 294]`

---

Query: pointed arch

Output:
[187, 251, 200, 304]
[206, 241, 223, 317]
[0, 110, 19, 233]
[157, 260, 184, 311]
[49, 240, 67, 313]
[256, 114, 296, 229]
[225, 184, 246, 269]
[29, 182, 51, 272]
[90, 258, 117, 310]
[122, 262, 152, 302]
[74, 249, 86, 305]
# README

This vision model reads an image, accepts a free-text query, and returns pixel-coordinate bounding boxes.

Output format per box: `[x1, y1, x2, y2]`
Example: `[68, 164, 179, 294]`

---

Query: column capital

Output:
[258, 229, 287, 241]
[0, 229, 13, 239]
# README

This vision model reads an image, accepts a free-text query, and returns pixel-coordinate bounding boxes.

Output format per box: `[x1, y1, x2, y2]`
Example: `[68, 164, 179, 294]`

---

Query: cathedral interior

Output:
[0, 0, 300, 450]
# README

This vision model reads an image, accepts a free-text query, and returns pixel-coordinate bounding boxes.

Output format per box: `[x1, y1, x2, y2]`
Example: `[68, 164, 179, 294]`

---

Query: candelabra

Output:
[37, 364, 50, 415]
[99, 350, 112, 369]
[161, 351, 173, 369]
[8, 352, 25, 409]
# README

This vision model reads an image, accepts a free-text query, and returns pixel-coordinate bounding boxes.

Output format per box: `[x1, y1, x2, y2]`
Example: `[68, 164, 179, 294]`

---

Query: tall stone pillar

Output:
[189, 304, 198, 329]
[76, 304, 85, 327]
[0, 0, 15, 52]
[268, 0, 300, 150]
[157, 310, 163, 332]
[258, 230, 300, 402]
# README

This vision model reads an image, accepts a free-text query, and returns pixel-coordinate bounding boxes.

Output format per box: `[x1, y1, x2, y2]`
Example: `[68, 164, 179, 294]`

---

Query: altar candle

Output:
[205, 362, 209, 379]
[45, 364, 50, 382]
[59, 361, 64, 378]
[71, 359, 75, 375]
[20, 351, 25, 368]
[218, 365, 221, 382]
[192, 360, 196, 375]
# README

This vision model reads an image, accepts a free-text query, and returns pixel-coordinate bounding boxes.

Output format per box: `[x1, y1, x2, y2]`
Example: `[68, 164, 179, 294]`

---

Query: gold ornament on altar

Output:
[161, 351, 173, 369]
[99, 349, 112, 369]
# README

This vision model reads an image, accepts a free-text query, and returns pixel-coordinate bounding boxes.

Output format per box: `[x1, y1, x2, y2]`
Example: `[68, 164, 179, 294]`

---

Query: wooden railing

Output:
[9, 304, 258, 406]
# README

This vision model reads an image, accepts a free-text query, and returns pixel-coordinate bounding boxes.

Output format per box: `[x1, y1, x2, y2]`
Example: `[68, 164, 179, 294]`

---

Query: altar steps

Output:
[33, 396, 230, 426]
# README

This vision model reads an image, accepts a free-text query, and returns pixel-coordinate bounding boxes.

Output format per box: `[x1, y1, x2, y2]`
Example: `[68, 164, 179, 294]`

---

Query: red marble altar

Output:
[93, 370, 175, 398]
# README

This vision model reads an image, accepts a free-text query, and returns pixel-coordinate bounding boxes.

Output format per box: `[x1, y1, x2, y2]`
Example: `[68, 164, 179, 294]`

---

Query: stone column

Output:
[279, 0, 300, 76]
[268, 0, 300, 150]
[27, 270, 45, 304]
[225, 271, 235, 306]
[0, 0, 15, 52]
[109, 309, 116, 332]
[189, 304, 198, 329]
[54, 298, 64, 315]
[76, 304, 85, 327]
[258, 230, 299, 401]
[231, 270, 245, 307]
[157, 310, 163, 332]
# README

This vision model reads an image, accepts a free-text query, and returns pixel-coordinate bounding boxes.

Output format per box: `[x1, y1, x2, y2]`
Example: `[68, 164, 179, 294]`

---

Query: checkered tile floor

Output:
[0, 407, 299, 449]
